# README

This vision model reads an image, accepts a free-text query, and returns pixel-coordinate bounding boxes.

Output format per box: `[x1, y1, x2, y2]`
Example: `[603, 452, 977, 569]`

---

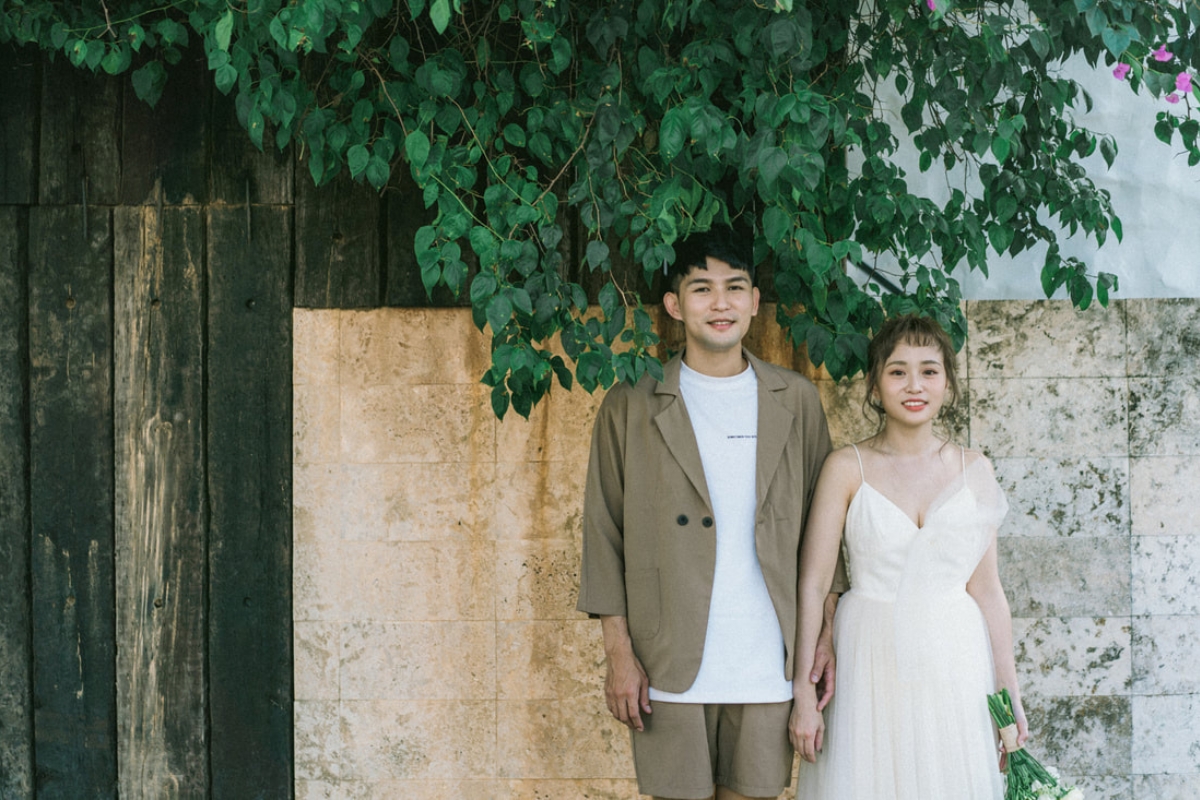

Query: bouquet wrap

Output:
[986, 689, 1084, 800]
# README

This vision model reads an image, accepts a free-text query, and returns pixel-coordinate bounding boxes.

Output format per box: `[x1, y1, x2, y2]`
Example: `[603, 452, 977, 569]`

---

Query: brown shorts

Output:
[630, 700, 794, 799]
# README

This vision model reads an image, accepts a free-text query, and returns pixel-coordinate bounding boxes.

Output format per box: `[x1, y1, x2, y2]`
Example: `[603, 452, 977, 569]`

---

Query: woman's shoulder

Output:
[823, 443, 867, 479]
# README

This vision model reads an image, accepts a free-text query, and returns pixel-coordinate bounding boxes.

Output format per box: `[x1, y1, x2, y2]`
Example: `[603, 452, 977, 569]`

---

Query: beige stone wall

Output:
[294, 299, 1200, 799]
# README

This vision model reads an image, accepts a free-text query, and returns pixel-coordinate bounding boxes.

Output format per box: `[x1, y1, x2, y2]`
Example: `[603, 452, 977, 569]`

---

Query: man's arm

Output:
[600, 615, 652, 731]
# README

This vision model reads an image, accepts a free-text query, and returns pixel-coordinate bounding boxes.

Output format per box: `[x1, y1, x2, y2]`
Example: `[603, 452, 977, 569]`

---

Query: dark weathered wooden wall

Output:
[0, 40, 483, 798]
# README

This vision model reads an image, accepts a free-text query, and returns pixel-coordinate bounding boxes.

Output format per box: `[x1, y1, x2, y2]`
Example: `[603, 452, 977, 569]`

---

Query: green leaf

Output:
[366, 156, 390, 189]
[659, 107, 687, 162]
[486, 293, 513, 332]
[586, 240, 610, 270]
[990, 136, 1011, 163]
[406, 130, 431, 169]
[347, 144, 369, 178]
[215, 10, 234, 52]
[757, 147, 787, 188]
[763, 206, 790, 246]
[430, 0, 452, 33]
[131, 61, 167, 107]
[1101, 26, 1131, 59]
[503, 123, 527, 147]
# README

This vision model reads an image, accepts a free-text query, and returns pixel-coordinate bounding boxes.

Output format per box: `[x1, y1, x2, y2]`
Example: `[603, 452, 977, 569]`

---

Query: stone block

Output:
[1131, 456, 1200, 536]
[496, 698, 635, 779]
[496, 384, 605, 463]
[295, 700, 345, 781]
[340, 699, 497, 781]
[1129, 377, 1200, 456]
[294, 309, 341, 386]
[1125, 298, 1200, 377]
[1023, 695, 1131, 776]
[995, 457, 1128, 538]
[496, 539, 584, 621]
[493, 460, 587, 541]
[500, 779, 644, 800]
[340, 383, 496, 464]
[1132, 774, 1200, 800]
[1132, 615, 1200, 695]
[339, 621, 496, 700]
[1132, 535, 1200, 615]
[967, 300, 1125, 379]
[496, 620, 605, 700]
[295, 620, 341, 701]
[1061, 775, 1132, 800]
[294, 384, 341, 465]
[1014, 617, 1132, 696]
[969, 378, 1128, 458]
[1000, 537, 1131, 617]
[296, 462, 496, 543]
[299, 540, 496, 622]
[1132, 694, 1200, 774]
[339, 308, 491, 387]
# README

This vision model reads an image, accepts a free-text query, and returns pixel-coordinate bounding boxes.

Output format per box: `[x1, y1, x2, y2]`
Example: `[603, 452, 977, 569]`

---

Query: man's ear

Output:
[663, 291, 683, 321]
[751, 286, 761, 316]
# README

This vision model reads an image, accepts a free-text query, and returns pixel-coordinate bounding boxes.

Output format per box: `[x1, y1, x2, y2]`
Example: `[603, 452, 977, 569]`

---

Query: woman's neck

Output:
[871, 423, 941, 457]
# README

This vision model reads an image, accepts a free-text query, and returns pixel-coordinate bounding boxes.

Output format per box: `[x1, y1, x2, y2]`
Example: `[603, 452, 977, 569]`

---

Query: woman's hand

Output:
[789, 687, 826, 763]
[998, 692, 1030, 771]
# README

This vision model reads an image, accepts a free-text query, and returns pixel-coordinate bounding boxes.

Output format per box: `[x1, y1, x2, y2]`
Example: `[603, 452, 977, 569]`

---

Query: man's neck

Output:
[681, 347, 748, 378]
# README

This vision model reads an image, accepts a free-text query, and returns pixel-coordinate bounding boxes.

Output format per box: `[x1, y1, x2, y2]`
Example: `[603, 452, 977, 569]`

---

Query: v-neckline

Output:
[856, 478, 967, 530]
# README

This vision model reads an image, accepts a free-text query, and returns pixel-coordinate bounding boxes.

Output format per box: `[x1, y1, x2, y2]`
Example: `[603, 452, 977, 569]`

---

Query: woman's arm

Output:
[790, 447, 858, 762]
[967, 538, 1029, 750]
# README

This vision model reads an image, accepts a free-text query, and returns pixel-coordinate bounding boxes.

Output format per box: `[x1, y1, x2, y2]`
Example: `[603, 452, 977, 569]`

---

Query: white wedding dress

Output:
[795, 445, 1006, 799]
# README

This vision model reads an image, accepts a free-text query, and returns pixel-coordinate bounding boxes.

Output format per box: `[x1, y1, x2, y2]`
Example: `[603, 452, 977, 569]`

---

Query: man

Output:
[577, 228, 847, 800]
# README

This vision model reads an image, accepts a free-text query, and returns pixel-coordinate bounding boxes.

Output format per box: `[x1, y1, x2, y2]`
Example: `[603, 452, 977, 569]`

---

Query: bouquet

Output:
[986, 689, 1084, 800]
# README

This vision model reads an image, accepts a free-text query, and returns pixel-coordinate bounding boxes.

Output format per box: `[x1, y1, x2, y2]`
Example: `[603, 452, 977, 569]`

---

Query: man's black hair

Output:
[666, 226, 755, 294]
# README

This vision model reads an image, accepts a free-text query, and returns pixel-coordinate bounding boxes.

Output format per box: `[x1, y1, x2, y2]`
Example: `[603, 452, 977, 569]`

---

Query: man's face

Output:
[663, 257, 760, 358]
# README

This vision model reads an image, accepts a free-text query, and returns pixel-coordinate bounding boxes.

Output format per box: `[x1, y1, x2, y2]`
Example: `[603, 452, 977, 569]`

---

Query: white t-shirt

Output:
[648, 361, 793, 703]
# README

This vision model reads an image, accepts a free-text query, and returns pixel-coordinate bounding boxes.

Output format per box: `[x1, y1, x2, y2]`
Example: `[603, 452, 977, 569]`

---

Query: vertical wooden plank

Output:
[38, 60, 121, 206]
[113, 207, 208, 798]
[0, 45, 38, 204]
[207, 206, 293, 798]
[383, 173, 449, 307]
[0, 207, 34, 799]
[209, 88, 293, 206]
[295, 167, 381, 307]
[28, 206, 117, 798]
[119, 49, 210, 206]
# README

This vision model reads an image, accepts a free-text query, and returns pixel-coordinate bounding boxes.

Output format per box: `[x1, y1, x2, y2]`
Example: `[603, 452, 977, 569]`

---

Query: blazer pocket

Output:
[625, 569, 661, 639]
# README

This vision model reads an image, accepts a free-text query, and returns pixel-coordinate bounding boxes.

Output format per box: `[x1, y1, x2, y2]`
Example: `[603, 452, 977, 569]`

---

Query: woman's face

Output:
[873, 341, 948, 427]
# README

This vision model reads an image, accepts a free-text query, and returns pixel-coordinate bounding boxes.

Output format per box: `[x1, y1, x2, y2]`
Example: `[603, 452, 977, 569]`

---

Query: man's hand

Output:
[604, 646, 651, 731]
[600, 615, 651, 731]
[809, 592, 839, 711]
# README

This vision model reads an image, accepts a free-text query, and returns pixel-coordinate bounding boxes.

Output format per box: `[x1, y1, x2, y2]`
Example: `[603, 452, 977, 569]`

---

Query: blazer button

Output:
[701, 516, 714, 527]
[676, 514, 689, 526]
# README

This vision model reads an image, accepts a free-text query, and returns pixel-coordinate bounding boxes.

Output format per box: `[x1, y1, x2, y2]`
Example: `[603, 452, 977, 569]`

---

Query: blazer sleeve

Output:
[576, 387, 630, 617]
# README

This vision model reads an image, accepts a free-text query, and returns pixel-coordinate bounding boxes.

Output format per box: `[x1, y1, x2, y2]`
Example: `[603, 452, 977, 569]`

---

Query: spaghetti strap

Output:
[851, 443, 865, 482]
[960, 445, 966, 474]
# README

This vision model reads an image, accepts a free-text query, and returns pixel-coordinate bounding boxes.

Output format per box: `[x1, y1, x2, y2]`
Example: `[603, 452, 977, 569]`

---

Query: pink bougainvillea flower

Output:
[1153, 45, 1173, 62]
[1166, 92, 1181, 104]
[1113, 63, 1131, 80]
[1177, 72, 1193, 93]
[926, 0, 936, 9]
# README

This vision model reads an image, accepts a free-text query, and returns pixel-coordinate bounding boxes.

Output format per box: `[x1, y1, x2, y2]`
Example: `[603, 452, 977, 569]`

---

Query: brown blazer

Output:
[577, 350, 848, 693]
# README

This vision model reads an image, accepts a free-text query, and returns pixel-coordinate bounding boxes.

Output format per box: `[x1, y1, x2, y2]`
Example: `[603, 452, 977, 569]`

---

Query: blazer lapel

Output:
[749, 352, 794, 513]
[653, 356, 713, 512]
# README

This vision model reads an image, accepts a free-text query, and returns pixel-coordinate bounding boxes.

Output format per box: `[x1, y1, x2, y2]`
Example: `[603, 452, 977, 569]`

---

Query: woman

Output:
[791, 314, 1027, 799]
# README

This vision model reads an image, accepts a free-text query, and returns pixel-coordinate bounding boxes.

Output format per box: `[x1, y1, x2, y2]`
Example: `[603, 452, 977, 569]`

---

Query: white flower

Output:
[1060, 788, 1085, 800]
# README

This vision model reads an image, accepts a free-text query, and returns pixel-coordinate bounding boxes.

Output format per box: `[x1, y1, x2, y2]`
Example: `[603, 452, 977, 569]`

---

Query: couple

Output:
[576, 229, 1027, 800]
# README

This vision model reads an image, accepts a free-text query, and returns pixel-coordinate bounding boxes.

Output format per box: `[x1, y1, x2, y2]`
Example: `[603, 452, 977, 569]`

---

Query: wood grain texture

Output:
[206, 206, 294, 799]
[119, 50, 209, 206]
[113, 207, 208, 799]
[0, 45, 38, 205]
[38, 59, 121, 206]
[0, 207, 34, 799]
[28, 206, 117, 798]
[295, 167, 381, 308]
